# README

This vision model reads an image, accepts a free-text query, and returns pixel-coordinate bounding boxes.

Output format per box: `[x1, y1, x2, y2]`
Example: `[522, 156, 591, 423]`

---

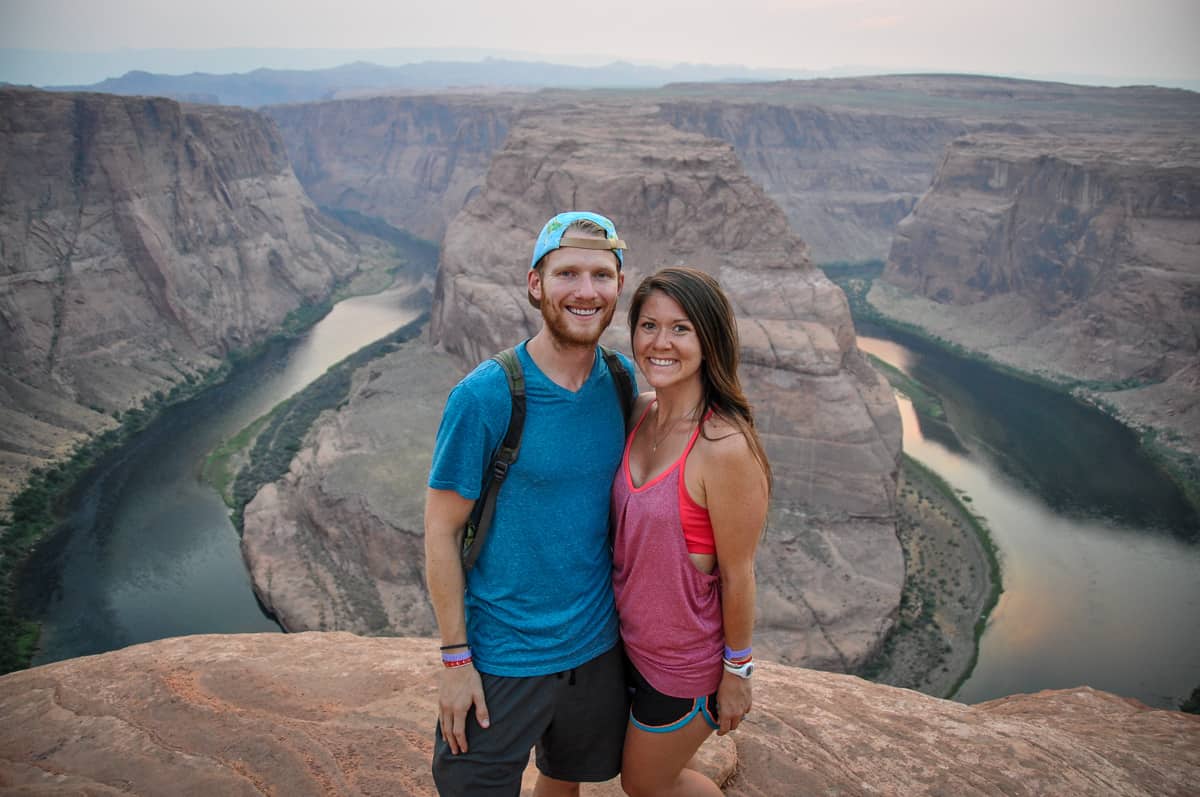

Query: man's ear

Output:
[617, 271, 625, 295]
[527, 268, 544, 305]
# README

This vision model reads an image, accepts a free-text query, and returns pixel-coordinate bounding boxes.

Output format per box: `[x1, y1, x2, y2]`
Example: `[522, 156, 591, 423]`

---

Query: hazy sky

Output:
[2, 0, 1198, 84]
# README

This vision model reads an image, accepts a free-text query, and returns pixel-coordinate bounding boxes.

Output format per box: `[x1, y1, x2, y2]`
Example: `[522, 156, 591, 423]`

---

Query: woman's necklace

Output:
[650, 402, 703, 451]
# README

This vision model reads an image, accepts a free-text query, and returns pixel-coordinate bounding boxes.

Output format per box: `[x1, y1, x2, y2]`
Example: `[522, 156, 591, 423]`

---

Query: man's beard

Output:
[541, 300, 618, 349]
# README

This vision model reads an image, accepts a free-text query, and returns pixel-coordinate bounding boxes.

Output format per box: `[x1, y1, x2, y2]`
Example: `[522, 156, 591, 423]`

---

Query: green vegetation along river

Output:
[18, 288, 424, 665]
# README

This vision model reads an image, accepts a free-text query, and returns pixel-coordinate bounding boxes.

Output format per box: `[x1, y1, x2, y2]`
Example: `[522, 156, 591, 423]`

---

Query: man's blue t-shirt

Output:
[428, 342, 634, 677]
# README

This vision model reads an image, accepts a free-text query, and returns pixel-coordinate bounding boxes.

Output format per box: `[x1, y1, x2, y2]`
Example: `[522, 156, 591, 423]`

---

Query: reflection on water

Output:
[23, 288, 423, 665]
[859, 331, 1200, 709]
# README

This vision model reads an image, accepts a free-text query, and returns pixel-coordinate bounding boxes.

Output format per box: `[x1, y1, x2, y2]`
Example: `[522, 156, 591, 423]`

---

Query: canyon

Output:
[242, 76, 1200, 676]
[1, 632, 1196, 796]
[246, 100, 905, 670]
[266, 96, 515, 244]
[872, 129, 1200, 458]
[0, 87, 398, 505]
[3, 74, 1197, 704]
[1, 73, 1197, 793]
[264, 79, 1200, 462]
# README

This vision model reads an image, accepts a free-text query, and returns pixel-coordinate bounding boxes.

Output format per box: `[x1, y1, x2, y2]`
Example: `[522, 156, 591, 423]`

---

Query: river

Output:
[21, 288, 423, 665]
[857, 324, 1200, 709]
[19, 289, 1200, 710]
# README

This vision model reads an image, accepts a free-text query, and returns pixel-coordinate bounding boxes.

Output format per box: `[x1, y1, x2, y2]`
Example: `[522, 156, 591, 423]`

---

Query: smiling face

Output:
[529, 245, 623, 348]
[632, 289, 704, 392]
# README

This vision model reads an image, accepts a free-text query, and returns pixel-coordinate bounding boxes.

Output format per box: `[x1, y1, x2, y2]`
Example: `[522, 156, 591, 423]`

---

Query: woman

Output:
[612, 267, 771, 797]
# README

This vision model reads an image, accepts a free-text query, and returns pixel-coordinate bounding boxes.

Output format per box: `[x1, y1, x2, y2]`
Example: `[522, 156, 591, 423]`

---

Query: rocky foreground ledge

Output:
[1, 633, 1195, 796]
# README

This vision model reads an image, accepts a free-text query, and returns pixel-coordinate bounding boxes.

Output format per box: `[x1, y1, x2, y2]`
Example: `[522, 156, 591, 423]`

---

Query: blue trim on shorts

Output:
[631, 697, 719, 733]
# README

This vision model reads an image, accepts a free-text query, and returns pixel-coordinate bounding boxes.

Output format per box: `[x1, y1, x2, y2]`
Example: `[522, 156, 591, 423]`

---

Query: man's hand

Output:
[715, 671, 752, 736]
[438, 662, 490, 754]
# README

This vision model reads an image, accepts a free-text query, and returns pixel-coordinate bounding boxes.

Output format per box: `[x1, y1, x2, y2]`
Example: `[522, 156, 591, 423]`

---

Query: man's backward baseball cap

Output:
[530, 211, 627, 270]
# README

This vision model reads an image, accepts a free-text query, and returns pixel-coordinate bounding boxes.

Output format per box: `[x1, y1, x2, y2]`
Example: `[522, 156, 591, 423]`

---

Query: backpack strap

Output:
[599, 345, 634, 551]
[460, 344, 631, 570]
[461, 347, 525, 570]
[600, 345, 634, 430]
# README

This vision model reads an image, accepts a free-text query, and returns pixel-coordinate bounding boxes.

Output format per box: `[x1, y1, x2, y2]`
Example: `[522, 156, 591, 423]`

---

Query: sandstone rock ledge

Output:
[2, 633, 1195, 796]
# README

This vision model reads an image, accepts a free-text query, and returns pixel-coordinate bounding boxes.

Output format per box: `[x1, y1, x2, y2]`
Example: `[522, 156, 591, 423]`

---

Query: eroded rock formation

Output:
[1, 632, 1195, 796]
[657, 76, 1200, 266]
[873, 132, 1200, 454]
[266, 77, 1200, 277]
[658, 100, 966, 263]
[267, 95, 515, 243]
[181, 76, 1200, 682]
[0, 87, 393, 503]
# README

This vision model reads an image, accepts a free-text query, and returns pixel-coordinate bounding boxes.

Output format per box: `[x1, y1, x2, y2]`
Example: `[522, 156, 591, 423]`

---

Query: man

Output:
[424, 211, 634, 796]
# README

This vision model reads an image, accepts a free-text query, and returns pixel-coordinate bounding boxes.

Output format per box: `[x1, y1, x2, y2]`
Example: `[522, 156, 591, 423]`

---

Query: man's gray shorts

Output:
[432, 644, 628, 796]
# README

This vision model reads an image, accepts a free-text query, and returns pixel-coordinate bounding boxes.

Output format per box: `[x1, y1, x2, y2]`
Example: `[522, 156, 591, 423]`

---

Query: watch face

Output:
[744, 662, 755, 678]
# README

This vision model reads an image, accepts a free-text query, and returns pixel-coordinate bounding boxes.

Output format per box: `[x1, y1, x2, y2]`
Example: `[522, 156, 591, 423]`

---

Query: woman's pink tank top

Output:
[611, 405, 723, 698]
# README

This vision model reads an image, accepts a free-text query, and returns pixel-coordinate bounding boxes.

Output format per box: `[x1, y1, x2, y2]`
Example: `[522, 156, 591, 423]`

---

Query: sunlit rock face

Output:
[875, 132, 1200, 454]
[2, 632, 1196, 797]
[0, 87, 387, 503]
[429, 102, 903, 669]
[267, 95, 515, 244]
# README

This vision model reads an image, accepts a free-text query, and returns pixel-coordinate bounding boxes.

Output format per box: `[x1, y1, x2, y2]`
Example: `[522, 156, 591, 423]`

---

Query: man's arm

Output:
[425, 486, 490, 754]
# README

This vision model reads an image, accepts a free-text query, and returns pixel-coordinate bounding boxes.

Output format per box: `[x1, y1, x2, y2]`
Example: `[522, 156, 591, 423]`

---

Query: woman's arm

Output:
[702, 423, 769, 735]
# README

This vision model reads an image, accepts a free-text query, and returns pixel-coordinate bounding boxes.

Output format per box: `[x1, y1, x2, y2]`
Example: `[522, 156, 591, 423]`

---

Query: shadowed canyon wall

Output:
[267, 95, 515, 244]
[657, 101, 966, 263]
[267, 81, 974, 265]
[873, 131, 1200, 455]
[266, 78, 1200, 273]
[0, 89, 395, 505]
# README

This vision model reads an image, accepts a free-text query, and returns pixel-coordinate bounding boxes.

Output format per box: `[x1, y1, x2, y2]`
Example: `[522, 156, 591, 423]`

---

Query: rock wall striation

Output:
[1, 632, 1196, 796]
[658, 100, 967, 263]
[267, 95, 515, 244]
[874, 132, 1200, 454]
[0, 87, 389, 503]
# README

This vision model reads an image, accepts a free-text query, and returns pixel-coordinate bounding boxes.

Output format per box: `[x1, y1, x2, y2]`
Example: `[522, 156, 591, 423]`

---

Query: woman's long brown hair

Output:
[628, 267, 772, 493]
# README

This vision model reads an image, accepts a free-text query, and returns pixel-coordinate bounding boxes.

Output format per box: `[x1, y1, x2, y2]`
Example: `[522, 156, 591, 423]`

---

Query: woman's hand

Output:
[715, 670, 753, 735]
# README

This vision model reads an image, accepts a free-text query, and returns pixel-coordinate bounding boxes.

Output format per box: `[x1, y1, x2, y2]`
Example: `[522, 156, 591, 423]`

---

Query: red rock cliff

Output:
[1, 632, 1196, 796]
